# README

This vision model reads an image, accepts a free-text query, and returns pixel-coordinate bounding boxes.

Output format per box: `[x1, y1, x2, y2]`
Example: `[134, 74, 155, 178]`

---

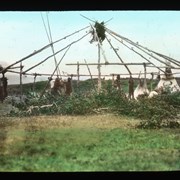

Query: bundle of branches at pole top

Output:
[90, 21, 106, 44]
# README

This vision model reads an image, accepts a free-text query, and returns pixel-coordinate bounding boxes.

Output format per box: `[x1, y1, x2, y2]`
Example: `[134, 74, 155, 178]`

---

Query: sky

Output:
[0, 11, 180, 84]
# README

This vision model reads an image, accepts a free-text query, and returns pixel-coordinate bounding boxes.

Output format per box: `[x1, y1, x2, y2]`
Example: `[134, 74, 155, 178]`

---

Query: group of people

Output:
[113, 74, 135, 100]
[51, 77, 72, 96]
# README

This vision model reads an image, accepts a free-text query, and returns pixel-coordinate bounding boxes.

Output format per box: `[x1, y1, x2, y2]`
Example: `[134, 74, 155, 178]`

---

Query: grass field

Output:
[0, 114, 180, 172]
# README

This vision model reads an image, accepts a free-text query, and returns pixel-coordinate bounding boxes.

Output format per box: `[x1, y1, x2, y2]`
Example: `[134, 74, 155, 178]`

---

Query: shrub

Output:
[10, 84, 180, 130]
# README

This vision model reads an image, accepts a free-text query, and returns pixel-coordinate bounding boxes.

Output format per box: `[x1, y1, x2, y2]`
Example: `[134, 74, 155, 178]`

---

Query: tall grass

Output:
[0, 115, 179, 171]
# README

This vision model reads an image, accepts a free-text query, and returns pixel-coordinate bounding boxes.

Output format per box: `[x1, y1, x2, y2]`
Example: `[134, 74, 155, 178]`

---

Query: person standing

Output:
[2, 77, 8, 98]
[0, 78, 4, 102]
[113, 75, 121, 90]
[65, 77, 72, 96]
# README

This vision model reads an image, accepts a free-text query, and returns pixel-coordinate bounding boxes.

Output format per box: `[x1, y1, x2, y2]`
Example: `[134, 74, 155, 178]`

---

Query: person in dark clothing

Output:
[51, 77, 62, 95]
[65, 77, 72, 96]
[114, 75, 121, 90]
[0, 78, 4, 102]
[2, 77, 8, 98]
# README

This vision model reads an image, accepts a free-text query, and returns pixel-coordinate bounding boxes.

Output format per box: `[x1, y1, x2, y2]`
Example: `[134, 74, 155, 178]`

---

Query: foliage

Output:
[161, 91, 180, 106]
[138, 117, 180, 129]
[9, 79, 180, 129]
[24, 81, 48, 93]
[136, 92, 180, 129]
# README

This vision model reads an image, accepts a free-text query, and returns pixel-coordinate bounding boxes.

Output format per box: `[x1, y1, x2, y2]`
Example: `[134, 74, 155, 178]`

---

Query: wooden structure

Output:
[1, 17, 180, 100]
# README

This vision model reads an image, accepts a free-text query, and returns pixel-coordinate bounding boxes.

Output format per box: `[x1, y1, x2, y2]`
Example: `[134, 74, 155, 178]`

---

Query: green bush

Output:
[10, 85, 180, 129]
[136, 92, 180, 129]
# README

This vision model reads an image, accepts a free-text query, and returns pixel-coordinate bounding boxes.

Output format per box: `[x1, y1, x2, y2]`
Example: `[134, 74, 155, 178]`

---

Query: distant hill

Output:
[5, 74, 48, 85]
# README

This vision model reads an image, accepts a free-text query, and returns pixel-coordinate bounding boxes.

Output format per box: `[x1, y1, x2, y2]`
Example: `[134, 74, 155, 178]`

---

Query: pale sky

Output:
[0, 11, 180, 84]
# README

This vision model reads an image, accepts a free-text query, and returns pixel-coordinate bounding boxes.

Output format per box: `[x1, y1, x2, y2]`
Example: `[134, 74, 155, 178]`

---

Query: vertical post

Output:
[143, 63, 147, 88]
[77, 61, 80, 88]
[150, 72, 154, 92]
[98, 44, 101, 92]
[70, 74, 73, 93]
[33, 74, 37, 96]
[20, 62, 23, 100]
[112, 74, 115, 87]
[0, 77, 3, 103]
[84, 59, 96, 90]
[2, 73, 5, 99]
[3, 75, 8, 99]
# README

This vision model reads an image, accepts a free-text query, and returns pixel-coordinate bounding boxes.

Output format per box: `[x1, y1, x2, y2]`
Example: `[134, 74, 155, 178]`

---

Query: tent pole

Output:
[33, 73, 37, 96]
[77, 61, 80, 88]
[98, 44, 101, 92]
[20, 62, 23, 100]
[84, 59, 96, 90]
[112, 74, 115, 87]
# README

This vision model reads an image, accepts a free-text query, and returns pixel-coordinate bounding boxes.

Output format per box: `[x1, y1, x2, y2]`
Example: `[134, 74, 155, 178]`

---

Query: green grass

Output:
[0, 115, 180, 172]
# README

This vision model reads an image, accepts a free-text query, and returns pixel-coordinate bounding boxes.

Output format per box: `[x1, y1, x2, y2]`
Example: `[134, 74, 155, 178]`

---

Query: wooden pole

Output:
[106, 28, 175, 68]
[112, 74, 115, 86]
[153, 52, 180, 67]
[84, 59, 96, 90]
[8, 66, 22, 69]
[20, 62, 23, 100]
[7, 69, 180, 77]
[66, 62, 151, 66]
[39, 45, 71, 99]
[3, 25, 90, 73]
[98, 44, 101, 92]
[45, 12, 61, 77]
[150, 72, 154, 91]
[23, 32, 90, 74]
[146, 65, 180, 69]
[33, 74, 37, 96]
[105, 37, 132, 76]
[106, 30, 166, 74]
[143, 63, 147, 89]
[77, 61, 80, 87]
[1, 73, 5, 101]
[70, 74, 73, 93]
[6, 70, 68, 77]
[84, 59, 93, 81]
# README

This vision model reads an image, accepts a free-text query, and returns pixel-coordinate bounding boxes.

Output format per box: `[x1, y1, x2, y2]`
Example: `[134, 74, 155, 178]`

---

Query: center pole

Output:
[98, 44, 101, 92]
